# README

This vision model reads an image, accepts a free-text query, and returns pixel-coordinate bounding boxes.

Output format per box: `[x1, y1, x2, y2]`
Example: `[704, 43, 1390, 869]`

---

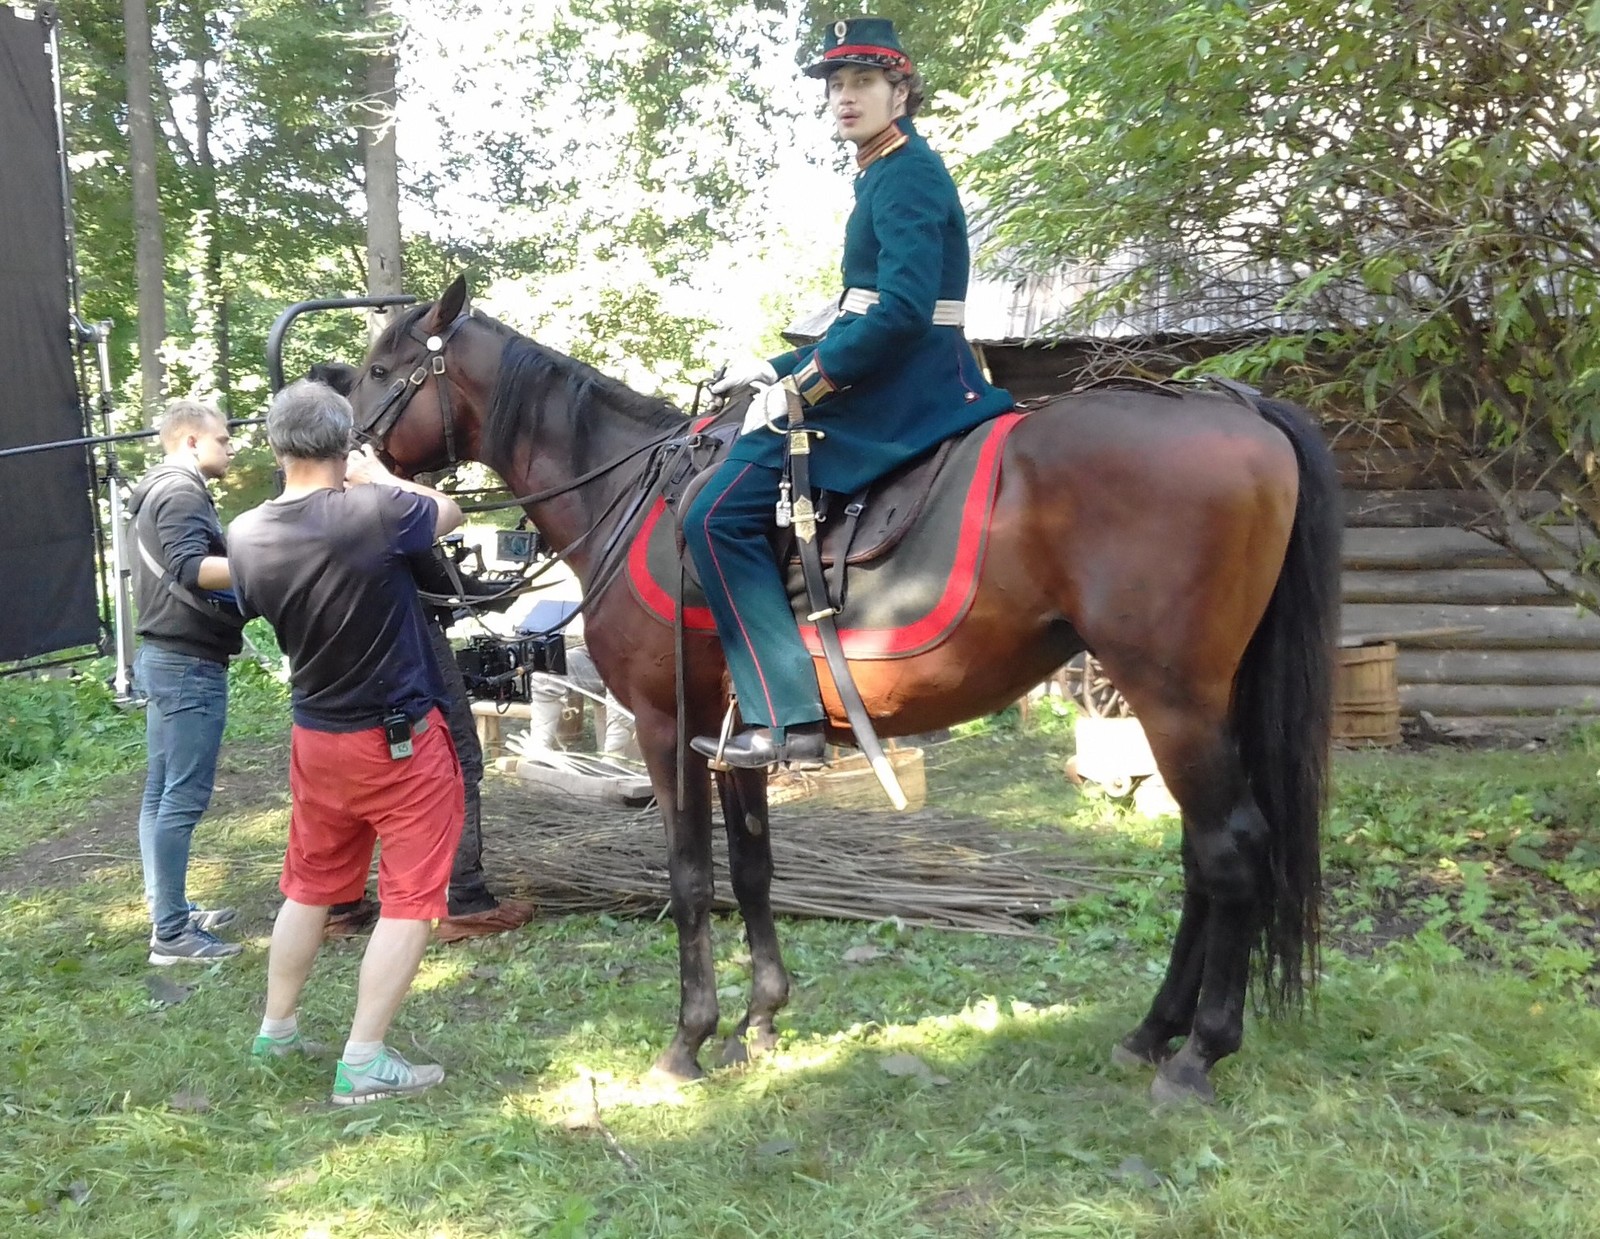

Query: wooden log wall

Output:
[978, 342, 1600, 724]
[1336, 439, 1600, 720]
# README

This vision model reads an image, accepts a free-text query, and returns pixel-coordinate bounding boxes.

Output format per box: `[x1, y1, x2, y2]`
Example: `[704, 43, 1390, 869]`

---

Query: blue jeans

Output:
[135, 645, 228, 939]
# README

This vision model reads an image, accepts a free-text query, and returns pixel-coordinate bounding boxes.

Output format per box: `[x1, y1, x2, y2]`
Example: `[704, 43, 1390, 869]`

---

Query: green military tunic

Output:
[684, 115, 1013, 730]
[724, 116, 1014, 494]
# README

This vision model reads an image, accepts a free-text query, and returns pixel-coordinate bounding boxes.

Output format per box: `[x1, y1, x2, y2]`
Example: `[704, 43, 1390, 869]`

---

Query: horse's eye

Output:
[370, 364, 389, 380]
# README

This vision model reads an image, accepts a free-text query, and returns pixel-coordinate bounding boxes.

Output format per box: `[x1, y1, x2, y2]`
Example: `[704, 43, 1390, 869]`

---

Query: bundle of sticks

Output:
[479, 790, 1130, 939]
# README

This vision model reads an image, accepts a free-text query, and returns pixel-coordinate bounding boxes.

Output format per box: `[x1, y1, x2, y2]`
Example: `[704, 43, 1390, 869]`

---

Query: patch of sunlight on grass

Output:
[93, 899, 152, 936]
[215, 805, 294, 846]
[407, 954, 479, 994]
[533, 1065, 695, 1119]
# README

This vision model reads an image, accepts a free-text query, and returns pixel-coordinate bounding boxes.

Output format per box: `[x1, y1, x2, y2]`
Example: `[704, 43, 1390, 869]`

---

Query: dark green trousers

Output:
[682, 459, 823, 731]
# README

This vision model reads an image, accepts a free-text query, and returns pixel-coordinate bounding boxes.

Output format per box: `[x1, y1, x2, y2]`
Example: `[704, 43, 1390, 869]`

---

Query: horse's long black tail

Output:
[1234, 396, 1343, 1010]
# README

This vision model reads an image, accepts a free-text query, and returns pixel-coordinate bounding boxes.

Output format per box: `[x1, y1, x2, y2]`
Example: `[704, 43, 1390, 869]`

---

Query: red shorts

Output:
[282, 708, 464, 921]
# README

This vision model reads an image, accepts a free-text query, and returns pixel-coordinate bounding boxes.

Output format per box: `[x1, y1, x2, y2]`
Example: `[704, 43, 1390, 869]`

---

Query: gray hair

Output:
[158, 399, 224, 451]
[267, 379, 353, 461]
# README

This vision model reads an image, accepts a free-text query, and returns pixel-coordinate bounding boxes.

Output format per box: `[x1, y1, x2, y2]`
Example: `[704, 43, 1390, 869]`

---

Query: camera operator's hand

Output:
[344, 444, 393, 488]
[344, 445, 464, 535]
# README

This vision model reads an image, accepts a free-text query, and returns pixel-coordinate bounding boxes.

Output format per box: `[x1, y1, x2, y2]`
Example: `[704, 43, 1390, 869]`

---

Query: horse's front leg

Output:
[637, 707, 719, 1082]
[716, 767, 790, 1067]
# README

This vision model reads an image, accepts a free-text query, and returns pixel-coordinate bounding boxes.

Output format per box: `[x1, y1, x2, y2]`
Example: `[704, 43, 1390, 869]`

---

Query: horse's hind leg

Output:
[1155, 791, 1269, 1105]
[716, 768, 790, 1067]
[1118, 702, 1268, 1104]
[1114, 839, 1205, 1068]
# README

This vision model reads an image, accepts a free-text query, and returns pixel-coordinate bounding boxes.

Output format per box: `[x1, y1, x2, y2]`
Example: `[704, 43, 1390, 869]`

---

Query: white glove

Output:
[710, 357, 777, 396]
[740, 380, 793, 435]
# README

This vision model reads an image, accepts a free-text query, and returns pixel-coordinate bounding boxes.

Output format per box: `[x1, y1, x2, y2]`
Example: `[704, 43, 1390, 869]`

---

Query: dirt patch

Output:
[0, 738, 293, 895]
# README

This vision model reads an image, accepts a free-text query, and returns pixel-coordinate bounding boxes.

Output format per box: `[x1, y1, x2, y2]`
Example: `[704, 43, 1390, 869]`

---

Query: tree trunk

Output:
[362, 0, 402, 321]
[186, 9, 227, 411]
[122, 0, 164, 423]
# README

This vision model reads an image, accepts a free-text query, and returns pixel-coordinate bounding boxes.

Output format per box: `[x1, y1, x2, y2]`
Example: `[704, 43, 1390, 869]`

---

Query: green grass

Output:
[2, 690, 1599, 1237]
[0, 626, 289, 857]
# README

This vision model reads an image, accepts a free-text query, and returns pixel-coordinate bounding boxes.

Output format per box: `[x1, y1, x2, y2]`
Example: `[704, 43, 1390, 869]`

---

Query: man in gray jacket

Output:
[127, 400, 245, 964]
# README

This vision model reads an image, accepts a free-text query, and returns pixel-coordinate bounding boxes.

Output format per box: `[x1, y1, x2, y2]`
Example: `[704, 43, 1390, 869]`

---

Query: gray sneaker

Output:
[149, 907, 238, 945]
[187, 906, 237, 933]
[330, 1048, 445, 1105]
[148, 927, 244, 966]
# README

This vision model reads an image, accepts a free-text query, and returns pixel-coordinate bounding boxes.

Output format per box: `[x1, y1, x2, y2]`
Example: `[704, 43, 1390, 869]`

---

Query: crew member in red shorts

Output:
[228, 378, 466, 1105]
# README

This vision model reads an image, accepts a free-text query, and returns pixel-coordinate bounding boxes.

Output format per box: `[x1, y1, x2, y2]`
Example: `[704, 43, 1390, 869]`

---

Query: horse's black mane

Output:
[373, 302, 431, 353]
[480, 321, 684, 474]
[377, 299, 685, 473]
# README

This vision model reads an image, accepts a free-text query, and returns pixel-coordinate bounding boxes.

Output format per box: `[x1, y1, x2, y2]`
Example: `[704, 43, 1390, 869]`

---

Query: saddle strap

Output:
[829, 500, 864, 611]
[674, 550, 688, 814]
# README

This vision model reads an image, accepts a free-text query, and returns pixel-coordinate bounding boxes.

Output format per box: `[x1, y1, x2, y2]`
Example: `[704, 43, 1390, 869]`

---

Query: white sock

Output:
[342, 1039, 384, 1067]
[259, 1014, 298, 1040]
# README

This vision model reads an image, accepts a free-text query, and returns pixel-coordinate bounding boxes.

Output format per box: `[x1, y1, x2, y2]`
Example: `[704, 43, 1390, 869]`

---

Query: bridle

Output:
[350, 305, 733, 632]
[355, 304, 722, 519]
[354, 310, 472, 466]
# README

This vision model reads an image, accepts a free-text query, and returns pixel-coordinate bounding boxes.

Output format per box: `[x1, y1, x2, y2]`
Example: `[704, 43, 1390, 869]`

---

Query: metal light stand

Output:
[78, 317, 137, 700]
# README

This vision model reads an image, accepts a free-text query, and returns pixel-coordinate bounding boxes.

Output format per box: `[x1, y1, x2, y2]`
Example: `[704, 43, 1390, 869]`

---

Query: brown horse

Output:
[345, 276, 1342, 1103]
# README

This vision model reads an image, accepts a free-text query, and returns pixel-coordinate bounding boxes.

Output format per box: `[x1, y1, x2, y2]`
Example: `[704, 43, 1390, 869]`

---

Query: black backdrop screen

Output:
[0, 7, 100, 661]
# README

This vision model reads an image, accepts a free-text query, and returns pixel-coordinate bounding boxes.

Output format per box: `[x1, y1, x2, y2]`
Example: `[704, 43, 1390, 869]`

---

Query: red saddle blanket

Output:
[627, 410, 1025, 660]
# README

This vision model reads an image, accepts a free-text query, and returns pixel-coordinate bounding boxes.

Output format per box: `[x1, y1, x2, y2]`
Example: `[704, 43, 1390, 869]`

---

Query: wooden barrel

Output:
[1334, 641, 1401, 746]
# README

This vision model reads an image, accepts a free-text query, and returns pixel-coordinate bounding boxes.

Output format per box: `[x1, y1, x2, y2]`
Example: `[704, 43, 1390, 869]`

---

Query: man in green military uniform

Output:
[685, 16, 1014, 770]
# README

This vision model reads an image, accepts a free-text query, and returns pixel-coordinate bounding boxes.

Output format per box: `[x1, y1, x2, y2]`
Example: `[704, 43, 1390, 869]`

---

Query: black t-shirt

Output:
[228, 485, 444, 732]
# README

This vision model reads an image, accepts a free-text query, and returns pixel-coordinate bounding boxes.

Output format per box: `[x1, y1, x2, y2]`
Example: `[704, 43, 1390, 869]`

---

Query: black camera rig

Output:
[453, 632, 567, 705]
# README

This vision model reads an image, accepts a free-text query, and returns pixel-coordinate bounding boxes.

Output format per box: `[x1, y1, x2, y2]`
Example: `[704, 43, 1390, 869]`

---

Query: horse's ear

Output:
[421, 275, 470, 334]
[307, 360, 359, 396]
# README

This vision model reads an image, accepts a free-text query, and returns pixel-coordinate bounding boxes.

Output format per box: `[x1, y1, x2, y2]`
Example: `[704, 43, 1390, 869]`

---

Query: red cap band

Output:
[824, 43, 912, 73]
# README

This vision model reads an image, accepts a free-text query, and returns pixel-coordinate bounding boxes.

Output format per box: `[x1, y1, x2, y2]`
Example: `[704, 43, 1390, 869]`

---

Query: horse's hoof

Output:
[718, 1026, 778, 1068]
[646, 1055, 704, 1087]
[1111, 1031, 1172, 1070]
[1150, 1061, 1216, 1107]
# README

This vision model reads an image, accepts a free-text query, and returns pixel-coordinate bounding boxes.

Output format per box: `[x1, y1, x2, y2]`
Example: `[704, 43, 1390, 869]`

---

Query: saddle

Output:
[628, 407, 1027, 659]
[665, 421, 958, 592]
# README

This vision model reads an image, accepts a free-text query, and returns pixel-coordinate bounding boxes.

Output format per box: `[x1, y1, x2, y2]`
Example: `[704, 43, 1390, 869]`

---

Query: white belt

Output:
[840, 287, 965, 327]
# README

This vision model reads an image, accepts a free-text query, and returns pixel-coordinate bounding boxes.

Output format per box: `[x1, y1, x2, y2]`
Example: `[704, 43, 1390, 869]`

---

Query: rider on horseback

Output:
[686, 16, 1013, 770]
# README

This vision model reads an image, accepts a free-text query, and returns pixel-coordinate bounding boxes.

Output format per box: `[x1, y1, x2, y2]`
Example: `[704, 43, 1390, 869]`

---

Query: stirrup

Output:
[702, 699, 739, 772]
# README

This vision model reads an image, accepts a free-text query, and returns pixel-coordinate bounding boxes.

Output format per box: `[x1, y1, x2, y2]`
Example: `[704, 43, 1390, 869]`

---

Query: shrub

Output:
[0, 670, 141, 773]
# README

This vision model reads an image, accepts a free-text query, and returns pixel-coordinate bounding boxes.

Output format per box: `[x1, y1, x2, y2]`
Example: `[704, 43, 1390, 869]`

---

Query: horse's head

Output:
[347, 275, 499, 478]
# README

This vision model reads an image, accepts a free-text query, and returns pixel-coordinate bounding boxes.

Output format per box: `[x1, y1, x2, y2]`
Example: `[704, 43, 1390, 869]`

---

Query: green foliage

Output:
[224, 622, 292, 740]
[0, 640, 287, 852]
[964, 0, 1600, 602]
[58, 0, 373, 419]
[58, 0, 824, 428]
[0, 671, 140, 775]
[399, 0, 808, 400]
